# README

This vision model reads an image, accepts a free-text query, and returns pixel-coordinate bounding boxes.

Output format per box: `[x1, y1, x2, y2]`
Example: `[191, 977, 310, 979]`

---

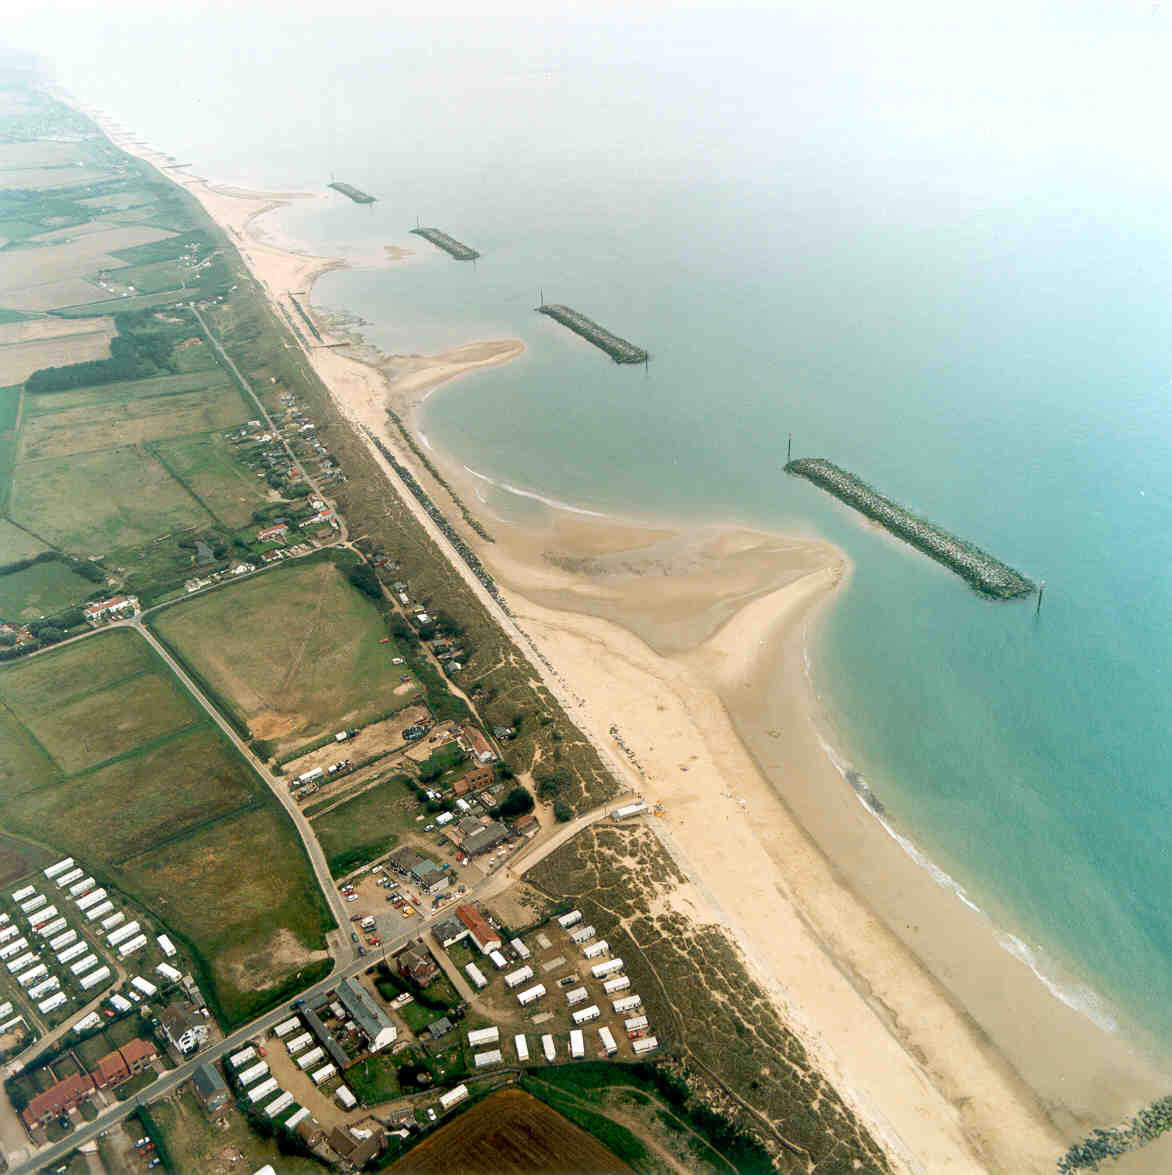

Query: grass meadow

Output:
[152, 556, 412, 753]
[0, 628, 332, 1026]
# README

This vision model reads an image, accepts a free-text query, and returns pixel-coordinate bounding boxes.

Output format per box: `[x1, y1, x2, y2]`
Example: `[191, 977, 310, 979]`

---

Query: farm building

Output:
[455, 904, 501, 954]
[337, 977, 397, 1051]
[83, 595, 137, 623]
[192, 1063, 230, 1114]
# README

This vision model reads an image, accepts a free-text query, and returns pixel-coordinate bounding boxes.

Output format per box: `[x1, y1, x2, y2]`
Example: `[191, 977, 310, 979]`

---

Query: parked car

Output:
[351, 932, 358, 943]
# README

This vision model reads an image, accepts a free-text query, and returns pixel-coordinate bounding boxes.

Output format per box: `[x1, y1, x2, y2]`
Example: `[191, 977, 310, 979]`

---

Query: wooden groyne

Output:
[537, 303, 647, 364]
[785, 458, 1035, 600]
[329, 181, 375, 204]
[411, 227, 479, 260]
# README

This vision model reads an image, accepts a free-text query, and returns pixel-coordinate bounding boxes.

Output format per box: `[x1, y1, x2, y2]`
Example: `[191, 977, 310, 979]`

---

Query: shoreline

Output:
[85, 105, 1171, 1173]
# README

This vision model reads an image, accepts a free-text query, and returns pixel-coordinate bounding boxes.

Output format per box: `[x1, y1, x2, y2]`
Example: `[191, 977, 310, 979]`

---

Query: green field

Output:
[0, 519, 45, 563]
[10, 446, 211, 554]
[152, 432, 272, 528]
[0, 559, 95, 621]
[0, 387, 19, 432]
[0, 628, 332, 1024]
[310, 774, 414, 877]
[152, 556, 413, 753]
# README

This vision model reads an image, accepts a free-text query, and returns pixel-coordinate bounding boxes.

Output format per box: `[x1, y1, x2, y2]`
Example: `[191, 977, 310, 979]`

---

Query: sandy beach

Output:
[91, 112, 1172, 1175]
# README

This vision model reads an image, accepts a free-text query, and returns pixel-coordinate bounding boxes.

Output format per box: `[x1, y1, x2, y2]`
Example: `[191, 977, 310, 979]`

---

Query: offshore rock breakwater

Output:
[786, 458, 1035, 599]
[410, 227, 479, 260]
[537, 303, 648, 364]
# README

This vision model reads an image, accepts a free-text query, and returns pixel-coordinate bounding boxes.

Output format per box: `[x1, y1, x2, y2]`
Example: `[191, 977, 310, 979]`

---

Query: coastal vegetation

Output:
[785, 457, 1035, 599]
[528, 823, 892, 1173]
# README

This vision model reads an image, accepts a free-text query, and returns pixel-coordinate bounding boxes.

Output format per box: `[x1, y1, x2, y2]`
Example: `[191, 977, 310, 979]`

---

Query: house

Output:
[327, 1123, 385, 1168]
[21, 1072, 94, 1128]
[455, 904, 502, 954]
[512, 813, 540, 839]
[430, 915, 469, 949]
[410, 859, 449, 895]
[89, 1050, 129, 1090]
[256, 523, 288, 543]
[453, 765, 494, 796]
[425, 1016, 453, 1041]
[460, 725, 498, 764]
[336, 979, 396, 1052]
[397, 946, 439, 986]
[159, 1001, 208, 1055]
[120, 1038, 158, 1073]
[192, 1063, 230, 1114]
[83, 595, 137, 624]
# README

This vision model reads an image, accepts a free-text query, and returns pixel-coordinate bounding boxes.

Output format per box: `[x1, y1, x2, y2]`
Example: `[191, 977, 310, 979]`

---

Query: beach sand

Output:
[90, 110, 1172, 1175]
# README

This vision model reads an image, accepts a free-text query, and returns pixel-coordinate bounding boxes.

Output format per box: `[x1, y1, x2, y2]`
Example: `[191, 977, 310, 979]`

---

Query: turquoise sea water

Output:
[54, 3, 1172, 1057]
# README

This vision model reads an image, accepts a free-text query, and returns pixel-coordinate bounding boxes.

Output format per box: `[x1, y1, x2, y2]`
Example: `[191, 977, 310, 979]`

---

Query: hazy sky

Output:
[7, 0, 1172, 186]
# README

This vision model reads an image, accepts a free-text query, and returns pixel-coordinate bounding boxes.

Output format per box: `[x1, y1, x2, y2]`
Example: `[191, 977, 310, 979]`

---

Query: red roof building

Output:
[22, 1072, 94, 1128]
[89, 1050, 129, 1089]
[461, 726, 497, 764]
[120, 1038, 158, 1072]
[455, 904, 501, 954]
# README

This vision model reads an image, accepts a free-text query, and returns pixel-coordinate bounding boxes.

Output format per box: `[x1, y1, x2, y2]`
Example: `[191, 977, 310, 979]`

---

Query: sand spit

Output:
[81, 105, 1172, 1175]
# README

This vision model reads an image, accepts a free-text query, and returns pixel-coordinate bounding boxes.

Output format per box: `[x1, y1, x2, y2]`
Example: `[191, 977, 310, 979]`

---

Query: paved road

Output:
[127, 619, 352, 959]
[192, 304, 348, 543]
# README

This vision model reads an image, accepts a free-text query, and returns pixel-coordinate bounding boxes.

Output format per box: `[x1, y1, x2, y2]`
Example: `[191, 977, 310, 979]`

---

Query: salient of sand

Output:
[94, 113, 1172, 1175]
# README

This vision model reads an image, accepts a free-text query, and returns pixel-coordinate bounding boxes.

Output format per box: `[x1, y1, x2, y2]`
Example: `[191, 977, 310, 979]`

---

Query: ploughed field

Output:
[0, 628, 331, 1025]
[390, 1088, 633, 1174]
[151, 556, 411, 755]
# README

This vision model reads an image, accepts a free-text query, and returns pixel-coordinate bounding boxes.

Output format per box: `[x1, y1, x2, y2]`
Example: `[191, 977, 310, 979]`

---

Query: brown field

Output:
[0, 331, 112, 386]
[0, 315, 115, 346]
[19, 384, 243, 459]
[390, 1088, 633, 1175]
[284, 704, 428, 778]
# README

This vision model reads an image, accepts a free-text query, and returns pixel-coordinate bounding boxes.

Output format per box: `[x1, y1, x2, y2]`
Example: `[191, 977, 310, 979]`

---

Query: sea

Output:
[47, 1, 1172, 1063]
